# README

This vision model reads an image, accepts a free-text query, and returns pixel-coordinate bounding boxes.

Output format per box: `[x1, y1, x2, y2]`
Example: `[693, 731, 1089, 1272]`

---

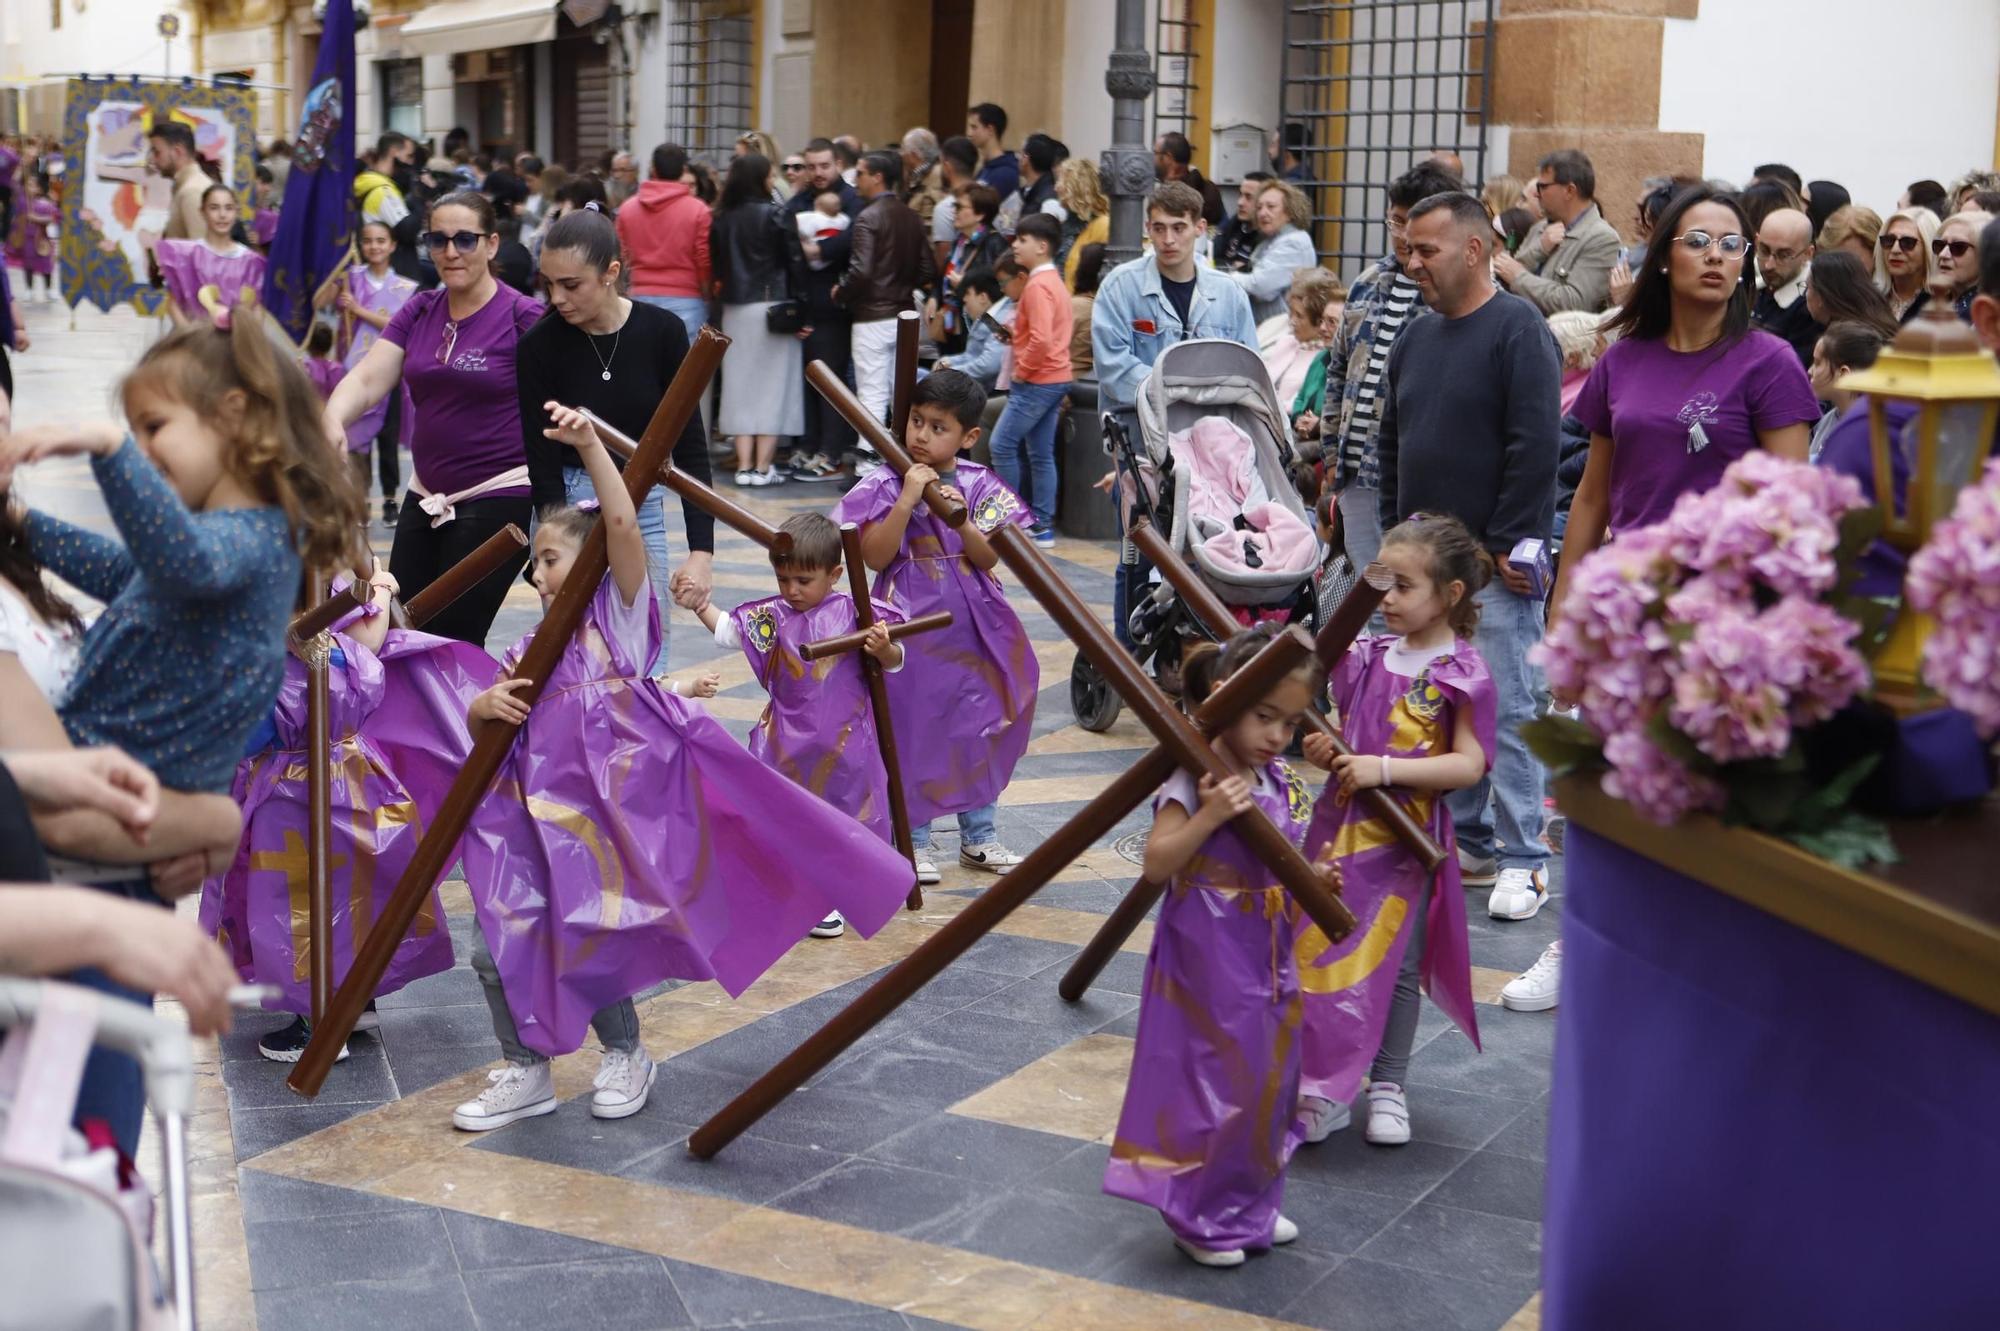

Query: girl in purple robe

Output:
[322, 220, 417, 524]
[835, 369, 1038, 883]
[300, 322, 344, 404]
[1105, 626, 1332, 1268]
[687, 512, 908, 940]
[1295, 514, 1496, 1149]
[452, 404, 916, 1134]
[200, 567, 498, 1062]
[154, 183, 266, 330]
[6, 175, 58, 299]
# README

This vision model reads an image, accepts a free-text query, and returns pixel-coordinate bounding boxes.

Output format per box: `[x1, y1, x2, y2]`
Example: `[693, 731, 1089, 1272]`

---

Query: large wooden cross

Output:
[683, 370, 1368, 1158]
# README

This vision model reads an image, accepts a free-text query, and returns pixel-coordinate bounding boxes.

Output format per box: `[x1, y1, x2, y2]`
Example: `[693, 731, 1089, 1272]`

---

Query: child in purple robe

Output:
[200, 566, 498, 1062]
[322, 220, 417, 525]
[1105, 625, 1334, 1268]
[154, 183, 266, 330]
[6, 176, 58, 300]
[300, 321, 344, 404]
[834, 369, 1038, 884]
[453, 403, 916, 1134]
[1295, 514, 1496, 1149]
[686, 511, 908, 941]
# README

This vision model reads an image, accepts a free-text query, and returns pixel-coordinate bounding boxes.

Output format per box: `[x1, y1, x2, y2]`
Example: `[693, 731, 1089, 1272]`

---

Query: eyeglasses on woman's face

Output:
[1879, 233, 1922, 254]
[1672, 229, 1748, 257]
[423, 229, 487, 253]
[1932, 237, 1974, 259]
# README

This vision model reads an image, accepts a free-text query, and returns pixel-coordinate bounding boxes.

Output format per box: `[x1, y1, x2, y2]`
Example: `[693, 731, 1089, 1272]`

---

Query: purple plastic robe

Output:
[1296, 636, 1494, 1104]
[341, 266, 418, 451]
[302, 356, 344, 404]
[729, 591, 906, 844]
[1104, 758, 1315, 1251]
[462, 572, 918, 1057]
[152, 239, 267, 325]
[199, 611, 496, 1014]
[6, 196, 57, 277]
[832, 463, 1039, 825]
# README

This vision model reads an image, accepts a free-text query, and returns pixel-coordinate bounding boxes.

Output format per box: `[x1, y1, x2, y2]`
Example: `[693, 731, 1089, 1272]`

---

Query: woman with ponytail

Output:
[323, 189, 543, 646]
[0, 299, 364, 1157]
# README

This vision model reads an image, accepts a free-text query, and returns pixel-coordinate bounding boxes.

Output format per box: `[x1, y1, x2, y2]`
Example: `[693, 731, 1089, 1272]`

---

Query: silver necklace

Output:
[582, 321, 620, 381]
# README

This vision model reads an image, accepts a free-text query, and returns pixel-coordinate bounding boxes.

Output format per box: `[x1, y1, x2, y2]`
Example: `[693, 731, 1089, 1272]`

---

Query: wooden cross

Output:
[583, 409, 795, 556]
[798, 610, 953, 662]
[287, 329, 730, 1095]
[839, 522, 929, 910]
[684, 370, 1362, 1159]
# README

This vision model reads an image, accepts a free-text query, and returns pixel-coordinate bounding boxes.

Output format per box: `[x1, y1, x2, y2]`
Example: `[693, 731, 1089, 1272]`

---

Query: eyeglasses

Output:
[1672, 229, 1748, 256]
[1932, 237, 1974, 259]
[1879, 233, 1922, 254]
[422, 229, 487, 253]
[1755, 244, 1804, 264]
[782, 161, 806, 172]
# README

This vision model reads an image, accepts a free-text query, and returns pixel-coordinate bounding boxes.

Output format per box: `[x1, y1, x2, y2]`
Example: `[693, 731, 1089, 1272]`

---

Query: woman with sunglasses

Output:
[322, 190, 542, 647]
[1873, 207, 1940, 324]
[1934, 212, 1984, 320]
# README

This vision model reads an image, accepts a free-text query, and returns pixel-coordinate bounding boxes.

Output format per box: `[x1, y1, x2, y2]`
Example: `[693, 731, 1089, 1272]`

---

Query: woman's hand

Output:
[469, 677, 534, 727]
[670, 552, 713, 609]
[4, 422, 124, 469]
[1195, 772, 1254, 826]
[321, 406, 348, 453]
[1293, 409, 1319, 440]
[543, 401, 602, 453]
[1608, 259, 1634, 310]
[149, 845, 228, 901]
[6, 747, 159, 837]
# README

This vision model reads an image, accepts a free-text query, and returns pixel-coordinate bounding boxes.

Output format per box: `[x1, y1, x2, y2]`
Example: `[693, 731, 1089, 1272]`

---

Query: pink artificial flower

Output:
[1908, 458, 2000, 736]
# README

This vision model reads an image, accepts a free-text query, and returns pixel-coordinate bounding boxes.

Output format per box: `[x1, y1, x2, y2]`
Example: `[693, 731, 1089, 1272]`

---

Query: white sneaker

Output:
[1299, 1094, 1351, 1144]
[758, 466, 785, 486]
[734, 469, 755, 487]
[913, 856, 940, 885]
[1501, 940, 1562, 1012]
[1364, 1081, 1411, 1146]
[854, 457, 884, 481]
[1270, 1214, 1299, 1246]
[590, 1047, 656, 1120]
[810, 910, 845, 938]
[959, 842, 1023, 873]
[1457, 846, 1498, 887]
[1174, 1237, 1246, 1268]
[1487, 867, 1549, 921]
[452, 1061, 557, 1131]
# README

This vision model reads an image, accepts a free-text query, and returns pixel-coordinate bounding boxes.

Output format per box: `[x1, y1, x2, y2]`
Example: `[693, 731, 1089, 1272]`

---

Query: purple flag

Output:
[261, 0, 355, 340]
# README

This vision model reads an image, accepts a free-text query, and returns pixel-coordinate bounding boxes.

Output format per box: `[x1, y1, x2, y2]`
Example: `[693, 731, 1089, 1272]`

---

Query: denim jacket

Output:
[950, 300, 1010, 389]
[1091, 254, 1258, 412]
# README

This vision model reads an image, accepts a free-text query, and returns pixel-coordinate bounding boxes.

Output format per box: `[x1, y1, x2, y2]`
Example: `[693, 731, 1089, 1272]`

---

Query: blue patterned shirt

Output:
[28, 440, 300, 791]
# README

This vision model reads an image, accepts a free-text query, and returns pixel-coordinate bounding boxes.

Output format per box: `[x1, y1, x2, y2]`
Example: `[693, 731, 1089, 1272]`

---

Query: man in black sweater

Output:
[1377, 190, 1561, 923]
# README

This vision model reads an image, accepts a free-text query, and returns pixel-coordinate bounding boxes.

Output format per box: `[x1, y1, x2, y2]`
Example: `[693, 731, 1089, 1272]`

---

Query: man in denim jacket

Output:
[1091, 181, 1256, 640]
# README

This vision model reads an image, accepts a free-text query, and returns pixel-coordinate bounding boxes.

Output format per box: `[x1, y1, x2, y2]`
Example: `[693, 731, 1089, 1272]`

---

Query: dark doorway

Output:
[928, 1, 973, 145]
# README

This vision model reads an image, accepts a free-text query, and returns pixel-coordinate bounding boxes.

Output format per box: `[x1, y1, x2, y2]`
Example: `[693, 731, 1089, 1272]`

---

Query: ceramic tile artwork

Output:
[16, 303, 1550, 1331]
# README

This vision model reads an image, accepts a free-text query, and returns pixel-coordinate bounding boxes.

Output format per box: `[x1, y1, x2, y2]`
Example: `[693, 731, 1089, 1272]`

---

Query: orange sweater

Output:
[1011, 265, 1074, 384]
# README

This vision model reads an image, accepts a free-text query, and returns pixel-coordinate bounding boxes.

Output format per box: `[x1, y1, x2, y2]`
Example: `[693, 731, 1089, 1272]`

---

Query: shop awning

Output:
[397, 0, 557, 57]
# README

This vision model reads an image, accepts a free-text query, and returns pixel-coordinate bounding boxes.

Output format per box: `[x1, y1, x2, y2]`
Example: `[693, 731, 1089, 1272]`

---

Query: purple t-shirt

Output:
[382, 284, 545, 498]
[1572, 329, 1821, 532]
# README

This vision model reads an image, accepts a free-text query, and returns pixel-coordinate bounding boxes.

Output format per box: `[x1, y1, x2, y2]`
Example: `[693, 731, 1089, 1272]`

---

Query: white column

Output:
[421, 52, 455, 147]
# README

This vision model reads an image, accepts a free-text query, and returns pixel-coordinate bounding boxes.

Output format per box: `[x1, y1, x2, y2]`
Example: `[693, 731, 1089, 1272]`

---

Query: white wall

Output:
[1059, 0, 1119, 158]
[1659, 0, 1999, 214]
[1209, 0, 1282, 153]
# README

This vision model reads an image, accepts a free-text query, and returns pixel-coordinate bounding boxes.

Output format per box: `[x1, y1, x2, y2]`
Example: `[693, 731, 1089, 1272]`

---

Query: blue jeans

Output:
[72, 878, 162, 1158]
[636, 294, 708, 342]
[988, 379, 1069, 529]
[910, 802, 998, 851]
[1447, 580, 1548, 871]
[472, 933, 638, 1065]
[555, 465, 673, 666]
[1337, 484, 1387, 634]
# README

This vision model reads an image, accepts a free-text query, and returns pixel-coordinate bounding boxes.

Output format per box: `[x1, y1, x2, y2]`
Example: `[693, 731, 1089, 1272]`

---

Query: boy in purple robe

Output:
[685, 511, 908, 940]
[453, 403, 916, 1133]
[1105, 626, 1334, 1267]
[833, 369, 1039, 884]
[1294, 515, 1495, 1148]
[200, 566, 498, 1062]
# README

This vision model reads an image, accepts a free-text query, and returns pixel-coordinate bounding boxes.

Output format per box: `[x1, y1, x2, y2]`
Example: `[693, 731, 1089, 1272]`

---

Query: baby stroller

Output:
[1073, 338, 1322, 731]
[0, 978, 198, 1331]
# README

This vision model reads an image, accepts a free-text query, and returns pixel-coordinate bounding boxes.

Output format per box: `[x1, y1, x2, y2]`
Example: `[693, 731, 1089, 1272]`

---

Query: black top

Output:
[1161, 274, 1196, 332]
[713, 201, 802, 305]
[1377, 290, 1561, 552]
[0, 764, 50, 881]
[1752, 289, 1824, 368]
[516, 299, 716, 553]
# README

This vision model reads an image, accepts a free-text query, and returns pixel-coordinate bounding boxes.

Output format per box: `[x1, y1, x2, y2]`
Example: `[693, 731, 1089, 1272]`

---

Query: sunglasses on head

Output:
[422, 229, 487, 253]
[1932, 237, 1974, 258]
[1879, 233, 1922, 254]
[1672, 229, 1748, 256]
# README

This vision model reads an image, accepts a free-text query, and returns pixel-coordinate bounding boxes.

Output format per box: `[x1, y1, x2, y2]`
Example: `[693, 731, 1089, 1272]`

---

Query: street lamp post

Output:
[1100, 0, 1155, 268]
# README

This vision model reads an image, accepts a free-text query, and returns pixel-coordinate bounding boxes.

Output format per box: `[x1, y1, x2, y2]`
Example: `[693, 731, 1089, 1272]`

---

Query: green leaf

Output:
[1786, 810, 1900, 869]
[1834, 595, 1897, 659]
[1725, 770, 1810, 831]
[1803, 755, 1882, 820]
[1521, 715, 1603, 773]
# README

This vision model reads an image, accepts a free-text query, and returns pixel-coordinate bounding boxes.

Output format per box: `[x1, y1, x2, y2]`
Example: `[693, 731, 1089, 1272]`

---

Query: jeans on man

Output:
[910, 802, 998, 850]
[989, 379, 1069, 529]
[1447, 580, 1548, 871]
[473, 933, 639, 1066]
[850, 317, 901, 449]
[557, 465, 673, 664]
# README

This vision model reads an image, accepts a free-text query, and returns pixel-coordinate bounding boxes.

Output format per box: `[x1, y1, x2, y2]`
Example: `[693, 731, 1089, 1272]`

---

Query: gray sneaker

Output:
[1457, 846, 1498, 887]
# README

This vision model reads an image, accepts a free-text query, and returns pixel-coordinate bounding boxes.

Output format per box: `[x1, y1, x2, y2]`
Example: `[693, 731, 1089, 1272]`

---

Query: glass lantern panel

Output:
[1928, 401, 1999, 521]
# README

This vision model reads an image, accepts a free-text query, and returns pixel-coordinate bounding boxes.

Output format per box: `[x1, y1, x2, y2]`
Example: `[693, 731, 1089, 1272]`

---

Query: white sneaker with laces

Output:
[1364, 1081, 1411, 1145]
[1174, 1237, 1246, 1268]
[452, 1061, 557, 1131]
[1299, 1095, 1351, 1144]
[959, 842, 1023, 873]
[1457, 846, 1498, 887]
[1487, 867, 1550, 921]
[913, 856, 940, 884]
[810, 910, 846, 938]
[734, 469, 755, 487]
[758, 466, 785, 486]
[1270, 1215, 1299, 1246]
[1501, 940, 1562, 1011]
[590, 1047, 656, 1120]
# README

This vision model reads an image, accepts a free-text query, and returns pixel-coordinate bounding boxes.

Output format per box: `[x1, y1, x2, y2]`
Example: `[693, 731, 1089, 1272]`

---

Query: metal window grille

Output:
[1152, 0, 1200, 148]
[664, 0, 753, 161]
[1280, 0, 1494, 273]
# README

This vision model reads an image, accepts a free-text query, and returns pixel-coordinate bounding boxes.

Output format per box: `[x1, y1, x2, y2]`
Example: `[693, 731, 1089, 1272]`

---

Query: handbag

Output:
[765, 299, 805, 334]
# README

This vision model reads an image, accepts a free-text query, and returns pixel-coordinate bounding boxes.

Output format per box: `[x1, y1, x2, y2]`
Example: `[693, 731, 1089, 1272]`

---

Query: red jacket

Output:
[616, 179, 711, 298]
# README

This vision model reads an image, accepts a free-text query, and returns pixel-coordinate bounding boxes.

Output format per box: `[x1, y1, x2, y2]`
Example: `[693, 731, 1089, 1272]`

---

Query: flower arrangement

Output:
[1907, 457, 2000, 738]
[1527, 452, 1895, 866]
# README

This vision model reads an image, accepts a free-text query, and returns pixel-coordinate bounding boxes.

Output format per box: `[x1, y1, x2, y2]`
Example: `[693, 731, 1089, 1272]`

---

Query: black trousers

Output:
[387, 492, 531, 648]
[799, 318, 857, 457]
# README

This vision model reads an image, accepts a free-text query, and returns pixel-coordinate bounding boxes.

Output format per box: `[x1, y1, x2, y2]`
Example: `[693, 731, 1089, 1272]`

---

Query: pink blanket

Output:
[1173, 416, 1319, 579]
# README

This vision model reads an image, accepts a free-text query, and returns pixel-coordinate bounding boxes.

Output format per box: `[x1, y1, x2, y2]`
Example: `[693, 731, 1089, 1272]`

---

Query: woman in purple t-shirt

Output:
[323, 191, 543, 646]
[1555, 185, 1820, 621]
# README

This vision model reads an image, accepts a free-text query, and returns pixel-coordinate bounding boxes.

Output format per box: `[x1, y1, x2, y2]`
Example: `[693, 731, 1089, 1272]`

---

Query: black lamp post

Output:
[1100, 0, 1155, 268]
